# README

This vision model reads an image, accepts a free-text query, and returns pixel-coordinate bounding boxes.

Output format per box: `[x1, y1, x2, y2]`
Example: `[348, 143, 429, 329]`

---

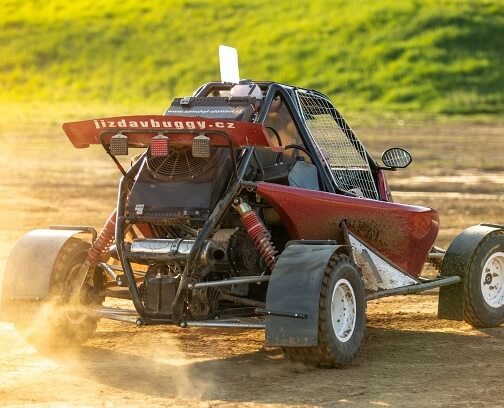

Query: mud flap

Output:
[1, 229, 87, 322]
[264, 243, 347, 347]
[438, 224, 504, 320]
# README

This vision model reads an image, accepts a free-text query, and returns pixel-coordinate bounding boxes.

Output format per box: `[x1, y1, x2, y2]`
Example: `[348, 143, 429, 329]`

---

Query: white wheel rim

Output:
[330, 278, 356, 342]
[481, 252, 504, 308]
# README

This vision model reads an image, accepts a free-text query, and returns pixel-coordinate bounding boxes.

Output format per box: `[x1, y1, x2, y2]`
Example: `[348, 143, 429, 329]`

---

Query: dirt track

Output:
[2, 296, 504, 407]
[1, 123, 504, 407]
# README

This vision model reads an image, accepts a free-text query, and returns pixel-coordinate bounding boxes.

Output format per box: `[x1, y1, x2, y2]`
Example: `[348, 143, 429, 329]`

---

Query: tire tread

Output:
[282, 254, 366, 367]
[463, 232, 504, 328]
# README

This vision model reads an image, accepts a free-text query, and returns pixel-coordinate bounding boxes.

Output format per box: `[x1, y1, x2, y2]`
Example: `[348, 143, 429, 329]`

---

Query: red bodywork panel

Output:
[62, 115, 272, 148]
[257, 182, 439, 277]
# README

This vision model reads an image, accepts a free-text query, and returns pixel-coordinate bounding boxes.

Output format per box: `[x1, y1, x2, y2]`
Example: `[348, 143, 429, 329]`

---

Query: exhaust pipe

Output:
[127, 238, 218, 265]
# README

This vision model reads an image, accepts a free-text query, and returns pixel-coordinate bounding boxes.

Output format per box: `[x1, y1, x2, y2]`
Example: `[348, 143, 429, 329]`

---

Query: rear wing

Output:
[62, 115, 272, 149]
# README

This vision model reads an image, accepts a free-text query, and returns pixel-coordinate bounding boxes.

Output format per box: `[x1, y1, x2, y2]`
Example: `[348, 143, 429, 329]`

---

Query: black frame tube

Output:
[115, 157, 148, 316]
[366, 276, 461, 301]
[170, 147, 256, 317]
[258, 84, 336, 193]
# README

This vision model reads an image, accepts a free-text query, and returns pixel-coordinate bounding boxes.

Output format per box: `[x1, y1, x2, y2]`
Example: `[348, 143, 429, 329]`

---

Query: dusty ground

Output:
[1, 121, 504, 407]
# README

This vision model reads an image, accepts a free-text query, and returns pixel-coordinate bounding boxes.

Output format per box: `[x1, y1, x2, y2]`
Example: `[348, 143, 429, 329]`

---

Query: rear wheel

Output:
[18, 238, 104, 346]
[283, 254, 366, 367]
[464, 234, 504, 327]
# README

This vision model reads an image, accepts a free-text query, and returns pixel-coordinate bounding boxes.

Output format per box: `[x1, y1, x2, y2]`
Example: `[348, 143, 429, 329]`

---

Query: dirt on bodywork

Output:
[1, 123, 504, 407]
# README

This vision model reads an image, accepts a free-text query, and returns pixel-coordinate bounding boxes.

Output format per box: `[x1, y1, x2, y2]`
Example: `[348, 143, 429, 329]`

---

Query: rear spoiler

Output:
[62, 115, 272, 149]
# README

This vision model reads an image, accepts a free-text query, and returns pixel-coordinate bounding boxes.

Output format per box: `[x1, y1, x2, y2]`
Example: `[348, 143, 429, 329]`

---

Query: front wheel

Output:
[283, 254, 366, 367]
[464, 234, 504, 327]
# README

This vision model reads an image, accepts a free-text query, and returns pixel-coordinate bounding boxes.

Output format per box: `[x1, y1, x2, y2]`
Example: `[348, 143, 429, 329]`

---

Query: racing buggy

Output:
[3, 47, 504, 367]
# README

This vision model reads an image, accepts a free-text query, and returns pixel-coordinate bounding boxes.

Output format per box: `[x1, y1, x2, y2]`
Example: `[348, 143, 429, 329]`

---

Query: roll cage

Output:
[194, 81, 382, 199]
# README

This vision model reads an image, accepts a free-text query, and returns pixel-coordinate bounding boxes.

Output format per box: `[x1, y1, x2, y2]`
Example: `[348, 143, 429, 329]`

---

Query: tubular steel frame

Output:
[114, 145, 258, 323]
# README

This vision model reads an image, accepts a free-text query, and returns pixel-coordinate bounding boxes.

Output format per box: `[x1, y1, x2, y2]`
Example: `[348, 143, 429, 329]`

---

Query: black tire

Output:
[283, 254, 366, 368]
[464, 233, 504, 328]
[18, 238, 104, 346]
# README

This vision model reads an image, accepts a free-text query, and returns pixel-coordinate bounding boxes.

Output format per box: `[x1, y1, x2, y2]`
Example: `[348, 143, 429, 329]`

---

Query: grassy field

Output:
[1, 0, 503, 116]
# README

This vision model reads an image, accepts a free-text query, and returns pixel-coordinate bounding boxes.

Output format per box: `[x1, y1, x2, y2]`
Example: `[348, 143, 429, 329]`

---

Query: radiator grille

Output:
[147, 146, 213, 178]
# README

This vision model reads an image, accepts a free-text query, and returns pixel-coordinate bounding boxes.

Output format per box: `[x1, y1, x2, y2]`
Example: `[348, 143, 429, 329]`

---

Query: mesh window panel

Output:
[295, 91, 379, 200]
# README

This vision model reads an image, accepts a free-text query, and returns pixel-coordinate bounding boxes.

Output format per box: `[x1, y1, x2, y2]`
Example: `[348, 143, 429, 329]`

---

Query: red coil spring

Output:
[86, 210, 117, 265]
[240, 210, 278, 270]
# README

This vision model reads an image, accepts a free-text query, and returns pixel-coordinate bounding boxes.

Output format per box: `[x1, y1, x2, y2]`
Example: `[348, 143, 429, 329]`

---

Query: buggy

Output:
[3, 47, 504, 367]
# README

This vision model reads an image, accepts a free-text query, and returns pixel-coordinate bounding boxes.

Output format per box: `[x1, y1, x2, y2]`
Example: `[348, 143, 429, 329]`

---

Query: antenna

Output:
[219, 45, 240, 84]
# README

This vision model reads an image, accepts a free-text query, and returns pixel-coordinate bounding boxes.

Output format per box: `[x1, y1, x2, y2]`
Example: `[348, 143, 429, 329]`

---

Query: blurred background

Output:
[1, 0, 502, 114]
[0, 0, 503, 259]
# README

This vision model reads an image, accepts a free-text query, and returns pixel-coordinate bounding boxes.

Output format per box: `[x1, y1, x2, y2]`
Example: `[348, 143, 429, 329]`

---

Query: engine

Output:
[132, 227, 264, 317]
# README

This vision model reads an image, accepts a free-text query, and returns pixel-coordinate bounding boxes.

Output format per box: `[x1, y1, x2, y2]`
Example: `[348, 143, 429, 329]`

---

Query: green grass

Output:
[0, 0, 503, 116]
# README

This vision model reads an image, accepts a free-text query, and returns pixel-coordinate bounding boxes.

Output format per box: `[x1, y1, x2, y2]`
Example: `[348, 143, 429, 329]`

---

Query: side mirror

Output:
[381, 148, 412, 169]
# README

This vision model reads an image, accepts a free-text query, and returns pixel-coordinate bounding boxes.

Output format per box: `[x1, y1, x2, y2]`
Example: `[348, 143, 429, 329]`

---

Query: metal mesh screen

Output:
[295, 91, 379, 200]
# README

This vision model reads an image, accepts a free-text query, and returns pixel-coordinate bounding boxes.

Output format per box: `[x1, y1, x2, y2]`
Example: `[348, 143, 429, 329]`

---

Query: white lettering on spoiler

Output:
[93, 118, 236, 130]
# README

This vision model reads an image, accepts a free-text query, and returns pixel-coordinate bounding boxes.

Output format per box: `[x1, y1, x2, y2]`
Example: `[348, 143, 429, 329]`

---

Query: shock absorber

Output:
[86, 209, 117, 266]
[235, 201, 278, 270]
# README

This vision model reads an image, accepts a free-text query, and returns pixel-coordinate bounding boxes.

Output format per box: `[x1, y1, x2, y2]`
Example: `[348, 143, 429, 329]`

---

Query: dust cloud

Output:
[1, 297, 218, 402]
